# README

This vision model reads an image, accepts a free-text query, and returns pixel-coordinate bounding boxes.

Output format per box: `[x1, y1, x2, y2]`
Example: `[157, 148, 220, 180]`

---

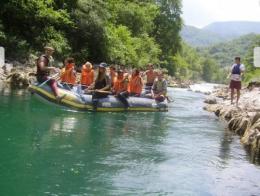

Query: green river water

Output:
[0, 86, 259, 196]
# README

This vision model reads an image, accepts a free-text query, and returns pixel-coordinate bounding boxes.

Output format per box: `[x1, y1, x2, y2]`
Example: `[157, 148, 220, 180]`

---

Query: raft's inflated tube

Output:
[28, 84, 168, 112]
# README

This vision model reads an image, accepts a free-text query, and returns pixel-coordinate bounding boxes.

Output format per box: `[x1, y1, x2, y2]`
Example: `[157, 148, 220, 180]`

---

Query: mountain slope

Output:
[181, 21, 260, 47]
[181, 25, 226, 46]
[197, 33, 260, 67]
[204, 21, 260, 38]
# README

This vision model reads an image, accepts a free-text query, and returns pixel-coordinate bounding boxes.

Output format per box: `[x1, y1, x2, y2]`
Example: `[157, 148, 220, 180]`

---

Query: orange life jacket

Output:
[113, 77, 127, 94]
[128, 75, 143, 94]
[60, 63, 76, 84]
[81, 65, 94, 86]
[110, 72, 117, 86]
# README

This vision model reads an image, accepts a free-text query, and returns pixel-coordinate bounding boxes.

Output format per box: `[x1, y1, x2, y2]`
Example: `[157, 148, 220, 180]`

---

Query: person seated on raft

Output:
[86, 63, 111, 110]
[36, 46, 66, 101]
[109, 65, 117, 87]
[116, 69, 143, 108]
[151, 72, 167, 102]
[142, 63, 158, 93]
[112, 69, 128, 96]
[60, 57, 77, 89]
[80, 61, 94, 90]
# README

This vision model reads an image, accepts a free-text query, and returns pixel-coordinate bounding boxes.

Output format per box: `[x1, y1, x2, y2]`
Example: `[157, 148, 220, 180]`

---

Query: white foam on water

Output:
[189, 83, 222, 93]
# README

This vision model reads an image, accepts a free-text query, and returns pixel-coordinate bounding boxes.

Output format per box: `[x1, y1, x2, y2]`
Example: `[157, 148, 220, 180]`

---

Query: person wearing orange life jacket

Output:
[60, 58, 67, 77]
[80, 61, 94, 90]
[109, 65, 117, 87]
[112, 70, 128, 95]
[116, 69, 143, 108]
[128, 69, 143, 96]
[60, 57, 76, 88]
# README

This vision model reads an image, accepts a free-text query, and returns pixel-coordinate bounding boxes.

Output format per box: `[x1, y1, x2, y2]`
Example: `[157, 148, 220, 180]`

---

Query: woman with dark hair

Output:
[88, 63, 111, 110]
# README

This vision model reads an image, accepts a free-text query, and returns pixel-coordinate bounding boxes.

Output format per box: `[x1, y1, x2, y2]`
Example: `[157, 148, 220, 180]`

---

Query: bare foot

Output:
[56, 94, 66, 103]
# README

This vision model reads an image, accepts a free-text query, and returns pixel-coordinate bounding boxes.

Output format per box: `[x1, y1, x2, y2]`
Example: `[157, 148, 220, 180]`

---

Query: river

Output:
[0, 86, 259, 195]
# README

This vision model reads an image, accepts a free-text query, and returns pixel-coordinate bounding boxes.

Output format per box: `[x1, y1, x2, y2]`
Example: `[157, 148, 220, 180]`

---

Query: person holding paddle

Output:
[86, 63, 111, 110]
[36, 46, 65, 101]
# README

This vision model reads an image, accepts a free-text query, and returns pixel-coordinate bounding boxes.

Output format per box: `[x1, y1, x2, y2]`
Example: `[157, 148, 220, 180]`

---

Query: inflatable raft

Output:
[28, 84, 168, 112]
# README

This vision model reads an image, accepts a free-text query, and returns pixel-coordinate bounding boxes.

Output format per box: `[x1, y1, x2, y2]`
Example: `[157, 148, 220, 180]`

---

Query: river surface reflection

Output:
[0, 87, 259, 195]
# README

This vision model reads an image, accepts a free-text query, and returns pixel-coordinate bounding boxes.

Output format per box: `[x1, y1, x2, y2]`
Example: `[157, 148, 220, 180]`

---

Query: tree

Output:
[0, 0, 74, 59]
[202, 58, 216, 82]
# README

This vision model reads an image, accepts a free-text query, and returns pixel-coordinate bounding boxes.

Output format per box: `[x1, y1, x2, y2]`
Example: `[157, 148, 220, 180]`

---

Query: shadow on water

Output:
[218, 128, 234, 165]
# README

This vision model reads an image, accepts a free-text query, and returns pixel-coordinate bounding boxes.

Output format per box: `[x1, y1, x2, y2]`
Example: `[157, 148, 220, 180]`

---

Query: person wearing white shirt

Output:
[228, 57, 245, 106]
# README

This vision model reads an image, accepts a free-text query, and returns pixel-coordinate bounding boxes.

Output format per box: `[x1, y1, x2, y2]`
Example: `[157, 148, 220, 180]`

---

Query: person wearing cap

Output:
[36, 46, 65, 101]
[227, 57, 246, 106]
[151, 71, 167, 102]
[88, 63, 111, 110]
[80, 61, 94, 89]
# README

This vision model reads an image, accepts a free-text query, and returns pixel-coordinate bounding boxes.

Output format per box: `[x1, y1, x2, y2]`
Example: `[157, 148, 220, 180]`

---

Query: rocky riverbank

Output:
[0, 64, 36, 88]
[204, 84, 260, 163]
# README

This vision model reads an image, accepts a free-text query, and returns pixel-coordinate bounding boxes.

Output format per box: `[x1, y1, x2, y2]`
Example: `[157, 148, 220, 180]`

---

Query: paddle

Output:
[38, 72, 60, 87]
[86, 89, 112, 94]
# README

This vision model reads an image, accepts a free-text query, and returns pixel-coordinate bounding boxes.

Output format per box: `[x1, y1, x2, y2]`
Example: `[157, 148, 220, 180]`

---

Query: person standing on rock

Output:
[36, 46, 65, 101]
[228, 57, 245, 106]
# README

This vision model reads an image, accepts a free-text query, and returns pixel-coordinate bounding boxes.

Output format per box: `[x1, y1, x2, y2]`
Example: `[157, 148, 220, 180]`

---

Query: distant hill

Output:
[204, 21, 260, 38]
[181, 25, 227, 47]
[197, 33, 260, 67]
[181, 21, 260, 47]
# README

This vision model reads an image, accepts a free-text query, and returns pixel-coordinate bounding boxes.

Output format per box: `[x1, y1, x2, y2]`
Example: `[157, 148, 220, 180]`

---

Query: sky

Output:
[182, 0, 260, 28]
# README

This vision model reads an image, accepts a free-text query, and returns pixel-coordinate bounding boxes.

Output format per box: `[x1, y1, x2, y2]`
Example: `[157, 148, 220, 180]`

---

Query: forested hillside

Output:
[181, 22, 260, 47]
[170, 41, 226, 83]
[0, 0, 182, 74]
[197, 34, 260, 67]
[1, 0, 244, 83]
[181, 25, 227, 47]
[197, 33, 260, 83]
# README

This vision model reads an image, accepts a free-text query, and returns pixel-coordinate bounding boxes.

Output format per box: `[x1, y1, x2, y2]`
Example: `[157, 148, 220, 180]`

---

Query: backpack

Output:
[232, 64, 241, 75]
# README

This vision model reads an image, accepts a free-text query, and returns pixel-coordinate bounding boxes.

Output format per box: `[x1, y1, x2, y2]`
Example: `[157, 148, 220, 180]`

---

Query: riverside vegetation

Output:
[0, 0, 229, 84]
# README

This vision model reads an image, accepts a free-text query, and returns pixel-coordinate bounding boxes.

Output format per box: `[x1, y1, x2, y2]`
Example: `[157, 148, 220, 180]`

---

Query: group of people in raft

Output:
[36, 46, 167, 109]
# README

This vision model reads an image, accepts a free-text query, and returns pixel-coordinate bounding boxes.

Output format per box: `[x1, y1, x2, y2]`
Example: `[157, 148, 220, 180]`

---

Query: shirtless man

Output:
[143, 63, 158, 92]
